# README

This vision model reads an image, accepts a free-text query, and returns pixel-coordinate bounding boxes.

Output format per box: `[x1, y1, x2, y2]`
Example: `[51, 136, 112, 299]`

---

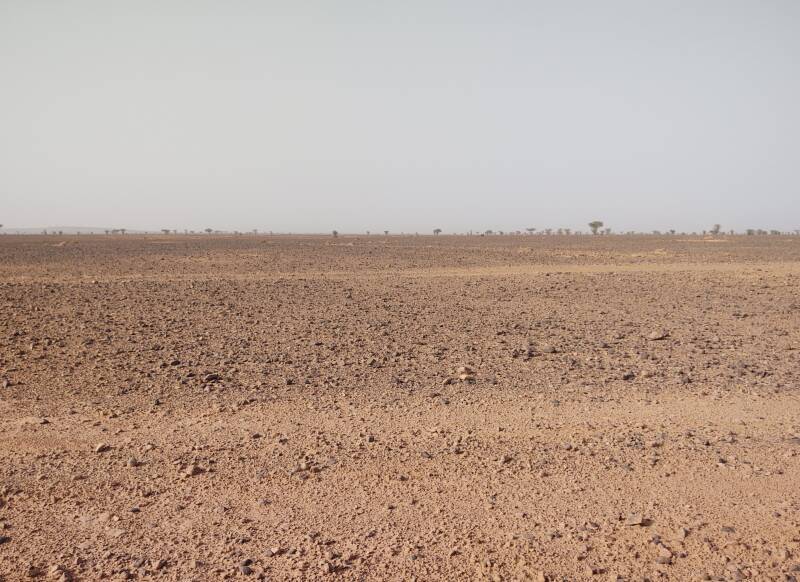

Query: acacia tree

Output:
[433, 228, 442, 235]
[204, 228, 213, 234]
[161, 229, 171, 235]
[526, 227, 536, 235]
[710, 224, 721, 235]
[588, 221, 604, 235]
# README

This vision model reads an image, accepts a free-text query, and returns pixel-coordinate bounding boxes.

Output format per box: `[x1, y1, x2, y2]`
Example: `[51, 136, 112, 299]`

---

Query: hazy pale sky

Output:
[1, 1, 798, 233]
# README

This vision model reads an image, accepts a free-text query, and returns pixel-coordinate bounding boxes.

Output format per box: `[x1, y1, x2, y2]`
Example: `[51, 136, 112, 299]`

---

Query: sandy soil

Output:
[1, 234, 799, 581]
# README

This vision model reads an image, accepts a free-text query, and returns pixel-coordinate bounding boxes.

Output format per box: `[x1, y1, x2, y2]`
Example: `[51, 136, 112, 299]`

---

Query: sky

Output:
[1, 0, 799, 233]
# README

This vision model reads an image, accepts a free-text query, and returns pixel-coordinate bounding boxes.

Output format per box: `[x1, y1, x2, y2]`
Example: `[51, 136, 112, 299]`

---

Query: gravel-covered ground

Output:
[1, 234, 799, 581]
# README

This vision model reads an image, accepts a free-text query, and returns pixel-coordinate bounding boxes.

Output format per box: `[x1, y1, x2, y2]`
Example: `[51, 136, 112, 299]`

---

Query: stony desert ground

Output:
[1, 234, 799, 582]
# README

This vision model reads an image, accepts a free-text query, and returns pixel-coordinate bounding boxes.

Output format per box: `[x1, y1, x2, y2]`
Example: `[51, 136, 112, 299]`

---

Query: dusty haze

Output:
[1, 1, 799, 232]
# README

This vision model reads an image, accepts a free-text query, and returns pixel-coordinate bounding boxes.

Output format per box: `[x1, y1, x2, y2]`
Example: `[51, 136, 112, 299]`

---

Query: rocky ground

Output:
[1, 234, 799, 581]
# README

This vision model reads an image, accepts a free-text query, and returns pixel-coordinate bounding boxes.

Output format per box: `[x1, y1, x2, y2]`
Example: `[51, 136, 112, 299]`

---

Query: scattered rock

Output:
[94, 443, 110, 453]
[655, 546, 673, 564]
[183, 464, 205, 477]
[647, 330, 669, 341]
[624, 513, 646, 526]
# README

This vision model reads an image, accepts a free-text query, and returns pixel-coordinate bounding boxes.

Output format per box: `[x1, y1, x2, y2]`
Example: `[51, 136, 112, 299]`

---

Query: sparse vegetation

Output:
[588, 221, 604, 235]
[433, 228, 442, 236]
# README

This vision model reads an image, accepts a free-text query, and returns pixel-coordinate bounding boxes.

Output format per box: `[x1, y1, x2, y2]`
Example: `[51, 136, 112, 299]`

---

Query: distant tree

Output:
[710, 224, 721, 235]
[757, 229, 767, 235]
[556, 228, 563, 235]
[366, 231, 370, 235]
[770, 229, 781, 235]
[204, 228, 213, 234]
[484, 229, 493, 235]
[588, 221, 604, 235]
[603, 228, 611, 235]
[384, 230, 389, 236]
[652, 230, 661, 235]
[104, 230, 109, 235]
[564, 228, 571, 235]
[161, 229, 171, 235]
[120, 228, 126, 235]
[669, 229, 676, 235]
[795, 229, 800, 235]
[433, 228, 442, 235]
[332, 230, 338, 238]
[525, 227, 536, 235]
[746, 229, 755, 236]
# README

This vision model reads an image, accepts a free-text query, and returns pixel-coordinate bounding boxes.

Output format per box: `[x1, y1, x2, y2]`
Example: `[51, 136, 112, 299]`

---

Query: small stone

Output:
[624, 513, 645, 526]
[184, 464, 205, 477]
[647, 330, 669, 341]
[655, 546, 673, 564]
[126, 457, 140, 468]
[0, 535, 11, 544]
[621, 371, 635, 381]
[239, 564, 253, 575]
[94, 443, 110, 453]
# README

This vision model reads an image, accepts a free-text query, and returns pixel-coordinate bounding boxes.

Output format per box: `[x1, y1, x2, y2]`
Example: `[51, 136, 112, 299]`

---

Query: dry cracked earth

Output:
[1, 234, 799, 582]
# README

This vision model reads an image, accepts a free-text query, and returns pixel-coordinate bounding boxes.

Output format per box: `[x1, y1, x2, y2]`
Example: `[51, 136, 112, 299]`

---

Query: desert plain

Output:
[0, 233, 799, 581]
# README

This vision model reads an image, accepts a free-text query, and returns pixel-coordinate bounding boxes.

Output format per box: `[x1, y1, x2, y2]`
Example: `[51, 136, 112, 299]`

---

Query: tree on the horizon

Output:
[588, 220, 604, 235]
[710, 224, 721, 235]
[384, 230, 389, 236]
[433, 228, 442, 235]
[204, 228, 213, 234]
[332, 230, 338, 238]
[526, 227, 536, 234]
[161, 229, 171, 235]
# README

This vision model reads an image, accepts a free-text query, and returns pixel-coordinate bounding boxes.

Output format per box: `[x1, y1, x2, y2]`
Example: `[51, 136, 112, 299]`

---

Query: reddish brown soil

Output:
[1, 234, 799, 581]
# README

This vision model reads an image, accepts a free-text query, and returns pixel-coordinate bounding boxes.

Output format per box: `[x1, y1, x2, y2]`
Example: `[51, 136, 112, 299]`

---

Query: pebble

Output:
[184, 464, 205, 477]
[624, 513, 645, 526]
[647, 330, 669, 341]
[656, 546, 673, 564]
[94, 443, 110, 453]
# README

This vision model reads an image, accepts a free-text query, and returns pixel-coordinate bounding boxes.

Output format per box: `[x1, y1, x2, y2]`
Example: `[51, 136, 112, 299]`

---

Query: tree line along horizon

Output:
[3, 222, 799, 236]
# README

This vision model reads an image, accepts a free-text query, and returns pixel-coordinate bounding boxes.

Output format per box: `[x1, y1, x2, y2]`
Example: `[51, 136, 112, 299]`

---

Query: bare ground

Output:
[1, 234, 799, 581]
